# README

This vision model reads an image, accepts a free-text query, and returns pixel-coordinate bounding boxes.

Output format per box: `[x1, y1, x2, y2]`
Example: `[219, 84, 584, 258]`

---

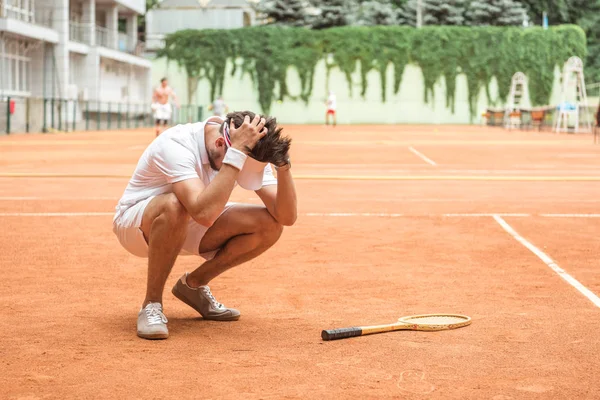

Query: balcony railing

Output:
[95, 26, 142, 55]
[0, 0, 53, 28]
[95, 25, 109, 48]
[69, 21, 90, 44]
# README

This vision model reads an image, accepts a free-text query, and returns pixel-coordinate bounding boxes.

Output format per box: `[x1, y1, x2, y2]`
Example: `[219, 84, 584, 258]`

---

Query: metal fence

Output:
[0, 96, 203, 135]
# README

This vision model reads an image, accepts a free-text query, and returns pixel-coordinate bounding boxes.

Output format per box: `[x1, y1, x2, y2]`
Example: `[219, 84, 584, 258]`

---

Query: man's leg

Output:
[332, 111, 337, 127]
[140, 193, 189, 306]
[155, 119, 161, 136]
[185, 204, 283, 287]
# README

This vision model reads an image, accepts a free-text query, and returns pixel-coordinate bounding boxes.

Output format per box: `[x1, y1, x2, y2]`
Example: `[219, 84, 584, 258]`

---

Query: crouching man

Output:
[113, 111, 297, 339]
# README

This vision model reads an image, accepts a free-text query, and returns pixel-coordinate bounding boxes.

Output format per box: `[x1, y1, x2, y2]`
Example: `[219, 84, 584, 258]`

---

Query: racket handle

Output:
[321, 327, 362, 341]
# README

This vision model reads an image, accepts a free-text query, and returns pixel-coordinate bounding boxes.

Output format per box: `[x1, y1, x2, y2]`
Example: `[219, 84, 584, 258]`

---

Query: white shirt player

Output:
[327, 92, 337, 111]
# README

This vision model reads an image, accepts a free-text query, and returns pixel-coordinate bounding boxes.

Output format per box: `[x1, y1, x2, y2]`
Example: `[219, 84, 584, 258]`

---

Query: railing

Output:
[0, 96, 204, 135]
[95, 25, 109, 48]
[0, 0, 53, 28]
[70, 21, 90, 44]
[117, 32, 135, 53]
[0, 0, 33, 22]
[95, 26, 141, 55]
[33, 6, 53, 28]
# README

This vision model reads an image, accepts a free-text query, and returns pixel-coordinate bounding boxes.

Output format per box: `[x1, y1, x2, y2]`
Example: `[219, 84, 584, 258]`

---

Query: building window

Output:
[1, 37, 32, 95]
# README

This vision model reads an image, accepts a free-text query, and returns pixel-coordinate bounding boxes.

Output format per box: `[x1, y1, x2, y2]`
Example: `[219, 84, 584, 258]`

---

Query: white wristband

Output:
[223, 147, 247, 171]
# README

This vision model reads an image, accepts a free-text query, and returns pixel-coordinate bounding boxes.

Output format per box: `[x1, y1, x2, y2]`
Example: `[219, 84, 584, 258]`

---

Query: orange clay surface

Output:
[1, 125, 600, 399]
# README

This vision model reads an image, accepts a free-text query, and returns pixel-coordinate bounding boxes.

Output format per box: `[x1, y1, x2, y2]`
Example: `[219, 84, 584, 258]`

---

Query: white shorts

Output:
[152, 103, 172, 121]
[112, 196, 237, 260]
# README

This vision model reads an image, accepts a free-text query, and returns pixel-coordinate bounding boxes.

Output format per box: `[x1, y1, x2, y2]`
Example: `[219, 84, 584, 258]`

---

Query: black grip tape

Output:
[321, 327, 362, 341]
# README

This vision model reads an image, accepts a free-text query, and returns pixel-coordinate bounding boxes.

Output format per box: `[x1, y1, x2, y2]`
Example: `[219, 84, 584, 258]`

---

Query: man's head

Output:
[205, 111, 291, 172]
[160, 77, 168, 87]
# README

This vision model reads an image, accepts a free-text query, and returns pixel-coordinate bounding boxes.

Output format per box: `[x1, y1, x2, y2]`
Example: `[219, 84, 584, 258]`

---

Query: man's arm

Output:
[255, 165, 297, 226]
[172, 166, 240, 227]
[171, 115, 268, 226]
[152, 88, 158, 103]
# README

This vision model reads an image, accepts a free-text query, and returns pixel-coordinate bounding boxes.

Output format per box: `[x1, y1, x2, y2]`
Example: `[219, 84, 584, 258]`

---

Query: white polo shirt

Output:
[114, 119, 277, 222]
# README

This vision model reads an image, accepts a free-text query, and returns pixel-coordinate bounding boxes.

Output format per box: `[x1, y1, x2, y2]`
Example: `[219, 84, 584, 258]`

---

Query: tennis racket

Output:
[321, 313, 471, 341]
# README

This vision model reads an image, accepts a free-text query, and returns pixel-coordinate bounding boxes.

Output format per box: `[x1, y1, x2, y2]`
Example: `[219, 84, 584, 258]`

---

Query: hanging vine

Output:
[158, 25, 587, 117]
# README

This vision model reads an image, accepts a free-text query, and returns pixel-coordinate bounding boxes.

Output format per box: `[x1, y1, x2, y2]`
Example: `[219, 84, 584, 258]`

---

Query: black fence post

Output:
[43, 98, 48, 133]
[72, 101, 77, 132]
[6, 97, 11, 135]
[25, 98, 30, 133]
[58, 99, 62, 132]
[51, 98, 55, 130]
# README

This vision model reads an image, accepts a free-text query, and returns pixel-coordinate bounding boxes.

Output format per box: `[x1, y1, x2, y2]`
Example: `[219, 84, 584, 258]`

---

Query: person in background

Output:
[209, 95, 228, 118]
[325, 91, 337, 127]
[151, 78, 180, 136]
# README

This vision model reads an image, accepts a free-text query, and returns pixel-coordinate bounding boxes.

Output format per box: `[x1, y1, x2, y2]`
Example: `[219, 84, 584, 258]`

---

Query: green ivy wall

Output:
[152, 25, 586, 124]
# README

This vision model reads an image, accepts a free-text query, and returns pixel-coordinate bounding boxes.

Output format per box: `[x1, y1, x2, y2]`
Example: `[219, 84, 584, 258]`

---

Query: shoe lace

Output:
[145, 303, 168, 325]
[201, 286, 224, 309]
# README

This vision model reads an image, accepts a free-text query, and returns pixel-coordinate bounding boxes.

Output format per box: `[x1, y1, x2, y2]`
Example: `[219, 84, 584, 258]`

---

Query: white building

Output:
[145, 0, 256, 53]
[0, 0, 152, 131]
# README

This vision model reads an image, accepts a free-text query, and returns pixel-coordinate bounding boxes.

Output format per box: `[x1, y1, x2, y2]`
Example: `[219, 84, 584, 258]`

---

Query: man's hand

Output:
[229, 115, 268, 155]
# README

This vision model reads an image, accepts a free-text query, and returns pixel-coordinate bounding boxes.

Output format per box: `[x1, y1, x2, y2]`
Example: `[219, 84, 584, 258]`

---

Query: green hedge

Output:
[158, 25, 587, 118]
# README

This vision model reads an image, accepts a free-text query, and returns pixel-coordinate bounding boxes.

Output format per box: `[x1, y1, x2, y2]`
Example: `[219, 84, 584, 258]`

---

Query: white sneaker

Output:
[137, 302, 169, 340]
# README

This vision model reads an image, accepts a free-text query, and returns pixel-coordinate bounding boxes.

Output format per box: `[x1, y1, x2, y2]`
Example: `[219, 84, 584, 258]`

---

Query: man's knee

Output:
[160, 194, 189, 227]
[257, 209, 283, 243]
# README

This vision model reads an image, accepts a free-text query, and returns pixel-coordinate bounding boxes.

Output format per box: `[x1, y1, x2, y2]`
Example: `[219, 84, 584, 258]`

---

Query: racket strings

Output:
[401, 315, 469, 325]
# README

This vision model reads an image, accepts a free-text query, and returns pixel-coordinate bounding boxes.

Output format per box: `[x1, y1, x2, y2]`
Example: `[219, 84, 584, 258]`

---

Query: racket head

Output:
[397, 314, 471, 331]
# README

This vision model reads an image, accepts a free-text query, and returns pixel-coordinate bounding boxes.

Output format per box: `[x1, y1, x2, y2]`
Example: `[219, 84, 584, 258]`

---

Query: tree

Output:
[308, 0, 360, 29]
[518, 0, 600, 82]
[519, 0, 569, 25]
[138, 0, 162, 43]
[353, 0, 399, 26]
[255, 0, 311, 27]
[398, 0, 468, 26]
[465, 0, 528, 26]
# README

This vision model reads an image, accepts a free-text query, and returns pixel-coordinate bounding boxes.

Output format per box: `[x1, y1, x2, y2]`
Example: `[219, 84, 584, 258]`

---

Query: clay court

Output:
[1, 124, 600, 399]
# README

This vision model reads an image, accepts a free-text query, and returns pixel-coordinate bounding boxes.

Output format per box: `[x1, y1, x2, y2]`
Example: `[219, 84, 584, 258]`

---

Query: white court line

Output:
[541, 214, 600, 218]
[304, 212, 404, 217]
[0, 196, 116, 200]
[0, 212, 598, 219]
[304, 213, 530, 217]
[493, 215, 600, 308]
[443, 213, 530, 217]
[408, 146, 437, 166]
[0, 212, 114, 217]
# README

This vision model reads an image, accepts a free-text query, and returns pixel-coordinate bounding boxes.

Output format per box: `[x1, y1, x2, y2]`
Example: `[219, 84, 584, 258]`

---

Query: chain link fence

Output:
[0, 96, 203, 135]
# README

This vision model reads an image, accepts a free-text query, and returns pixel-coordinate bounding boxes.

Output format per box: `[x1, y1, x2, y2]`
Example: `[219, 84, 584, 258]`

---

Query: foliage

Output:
[353, 0, 399, 26]
[255, 0, 311, 27]
[521, 0, 600, 82]
[158, 25, 587, 117]
[308, 0, 359, 29]
[465, 0, 529, 26]
[398, 0, 468, 26]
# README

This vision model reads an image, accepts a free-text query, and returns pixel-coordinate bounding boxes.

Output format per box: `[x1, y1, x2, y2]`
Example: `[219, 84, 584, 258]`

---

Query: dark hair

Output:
[223, 111, 291, 167]
[160, 77, 167, 83]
